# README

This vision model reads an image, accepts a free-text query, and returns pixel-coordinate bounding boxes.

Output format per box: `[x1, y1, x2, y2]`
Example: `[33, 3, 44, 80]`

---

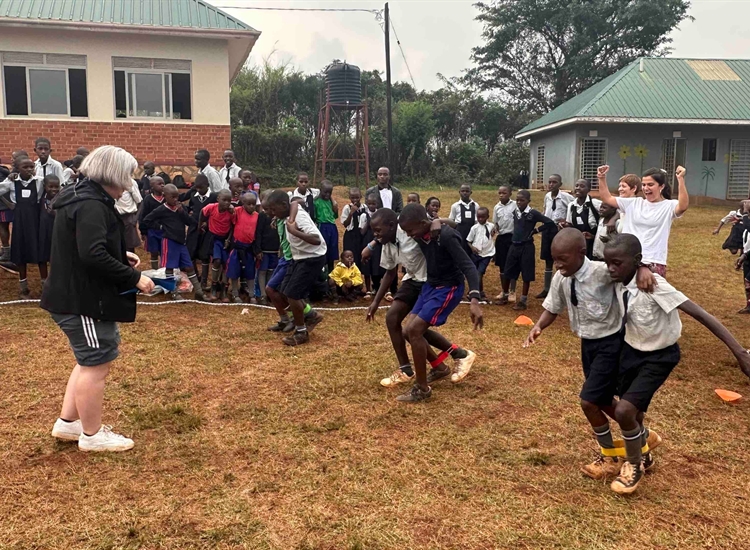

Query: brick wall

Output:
[0, 119, 230, 167]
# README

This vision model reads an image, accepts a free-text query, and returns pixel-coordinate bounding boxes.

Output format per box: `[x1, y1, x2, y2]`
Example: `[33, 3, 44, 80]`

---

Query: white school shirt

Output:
[617, 274, 688, 352]
[591, 217, 623, 260]
[543, 191, 573, 224]
[615, 197, 681, 266]
[0, 176, 43, 203]
[721, 210, 743, 225]
[201, 164, 226, 193]
[340, 203, 362, 231]
[218, 163, 242, 185]
[492, 199, 516, 235]
[380, 225, 427, 282]
[61, 167, 77, 186]
[467, 222, 496, 258]
[115, 180, 143, 215]
[379, 187, 393, 209]
[743, 224, 750, 254]
[566, 196, 602, 228]
[449, 199, 480, 224]
[34, 156, 65, 183]
[287, 208, 327, 260]
[288, 188, 320, 201]
[543, 257, 622, 340]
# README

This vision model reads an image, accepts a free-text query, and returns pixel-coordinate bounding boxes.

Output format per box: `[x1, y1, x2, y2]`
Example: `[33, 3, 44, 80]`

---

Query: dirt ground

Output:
[1, 187, 749, 550]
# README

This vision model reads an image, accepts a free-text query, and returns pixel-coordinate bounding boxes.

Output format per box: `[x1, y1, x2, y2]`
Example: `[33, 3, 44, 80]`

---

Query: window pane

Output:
[171, 73, 191, 120]
[29, 69, 68, 115]
[702, 138, 717, 162]
[164, 74, 171, 118]
[3, 66, 28, 115]
[114, 70, 126, 118]
[133, 73, 163, 117]
[68, 69, 88, 117]
[128, 73, 135, 117]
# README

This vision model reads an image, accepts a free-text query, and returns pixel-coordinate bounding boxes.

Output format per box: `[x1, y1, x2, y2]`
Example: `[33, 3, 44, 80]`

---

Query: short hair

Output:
[377, 166, 390, 173]
[498, 185, 511, 193]
[477, 206, 490, 217]
[193, 173, 208, 186]
[604, 233, 642, 257]
[163, 184, 178, 195]
[70, 155, 84, 168]
[408, 192, 420, 201]
[460, 183, 471, 189]
[12, 149, 28, 159]
[267, 189, 290, 207]
[517, 189, 531, 200]
[425, 196, 440, 207]
[348, 187, 361, 196]
[297, 172, 308, 179]
[371, 207, 397, 225]
[195, 149, 210, 161]
[43, 174, 60, 186]
[549, 174, 562, 182]
[576, 179, 591, 191]
[76, 146, 90, 156]
[320, 179, 333, 190]
[143, 161, 155, 168]
[619, 174, 642, 194]
[366, 193, 379, 202]
[79, 146, 137, 191]
[217, 189, 232, 199]
[399, 203, 428, 225]
[34, 137, 51, 148]
[223, 149, 235, 155]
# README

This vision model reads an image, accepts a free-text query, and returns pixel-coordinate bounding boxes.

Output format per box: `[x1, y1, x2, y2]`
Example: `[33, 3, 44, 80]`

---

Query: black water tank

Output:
[326, 62, 362, 105]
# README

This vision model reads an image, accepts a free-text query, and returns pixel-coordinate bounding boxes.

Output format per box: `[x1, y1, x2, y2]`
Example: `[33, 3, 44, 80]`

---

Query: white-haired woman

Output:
[41, 146, 154, 452]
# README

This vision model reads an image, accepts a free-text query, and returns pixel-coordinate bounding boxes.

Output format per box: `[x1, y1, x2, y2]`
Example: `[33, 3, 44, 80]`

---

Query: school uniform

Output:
[742, 225, 750, 284]
[288, 188, 319, 219]
[218, 163, 242, 186]
[61, 167, 78, 187]
[566, 196, 602, 259]
[492, 199, 516, 271]
[34, 156, 65, 184]
[412, 225, 480, 326]
[255, 211, 280, 274]
[359, 208, 385, 282]
[466, 221, 495, 276]
[380, 225, 428, 307]
[115, 181, 143, 250]
[541, 191, 573, 261]
[201, 202, 233, 264]
[722, 210, 746, 251]
[38, 193, 56, 263]
[592, 216, 622, 261]
[138, 194, 165, 253]
[314, 197, 339, 263]
[504, 206, 554, 283]
[340, 203, 364, 267]
[266, 218, 294, 292]
[616, 274, 688, 412]
[200, 164, 226, 194]
[0, 176, 44, 264]
[182, 188, 217, 260]
[450, 199, 480, 253]
[279, 209, 327, 301]
[138, 173, 153, 196]
[0, 166, 12, 225]
[543, 258, 624, 408]
[142, 204, 196, 270]
[227, 208, 260, 281]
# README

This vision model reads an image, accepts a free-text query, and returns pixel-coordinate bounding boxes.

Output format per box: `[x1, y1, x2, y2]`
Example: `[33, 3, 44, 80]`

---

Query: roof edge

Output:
[515, 116, 750, 139]
[578, 59, 640, 116]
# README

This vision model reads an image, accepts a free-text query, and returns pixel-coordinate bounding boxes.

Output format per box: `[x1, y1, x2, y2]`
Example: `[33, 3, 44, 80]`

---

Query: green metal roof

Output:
[517, 58, 750, 138]
[0, 0, 255, 32]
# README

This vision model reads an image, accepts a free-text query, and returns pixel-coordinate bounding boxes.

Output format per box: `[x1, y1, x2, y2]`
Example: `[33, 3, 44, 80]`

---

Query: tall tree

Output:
[467, 0, 692, 114]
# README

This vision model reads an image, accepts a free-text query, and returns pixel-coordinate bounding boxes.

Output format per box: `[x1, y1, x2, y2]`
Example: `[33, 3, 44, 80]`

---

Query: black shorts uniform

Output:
[393, 278, 424, 308]
[280, 255, 327, 300]
[580, 331, 624, 407]
[493, 233, 513, 270]
[503, 241, 536, 282]
[618, 342, 681, 412]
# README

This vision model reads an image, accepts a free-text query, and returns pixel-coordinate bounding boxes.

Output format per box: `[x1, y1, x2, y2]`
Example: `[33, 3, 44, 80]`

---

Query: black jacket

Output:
[40, 178, 141, 322]
[417, 225, 480, 294]
[143, 204, 195, 244]
[255, 212, 280, 253]
[365, 184, 403, 214]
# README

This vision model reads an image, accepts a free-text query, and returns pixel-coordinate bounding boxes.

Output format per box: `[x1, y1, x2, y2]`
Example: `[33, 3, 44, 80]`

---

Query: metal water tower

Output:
[313, 62, 370, 185]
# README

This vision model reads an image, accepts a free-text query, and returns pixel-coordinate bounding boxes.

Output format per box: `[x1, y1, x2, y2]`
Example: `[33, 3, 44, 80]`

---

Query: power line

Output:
[388, 17, 416, 89]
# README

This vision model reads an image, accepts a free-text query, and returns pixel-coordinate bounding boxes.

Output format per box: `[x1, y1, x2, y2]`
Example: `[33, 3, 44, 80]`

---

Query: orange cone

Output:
[514, 315, 534, 327]
[714, 389, 742, 403]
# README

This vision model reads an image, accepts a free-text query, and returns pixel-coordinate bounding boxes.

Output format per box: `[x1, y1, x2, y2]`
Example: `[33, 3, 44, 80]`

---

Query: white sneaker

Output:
[451, 350, 477, 383]
[380, 369, 415, 388]
[78, 425, 134, 452]
[51, 418, 82, 441]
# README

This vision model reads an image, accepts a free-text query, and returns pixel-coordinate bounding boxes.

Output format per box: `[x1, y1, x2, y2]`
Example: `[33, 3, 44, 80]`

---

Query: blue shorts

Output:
[226, 241, 256, 280]
[472, 254, 492, 276]
[267, 257, 291, 291]
[161, 239, 193, 270]
[146, 229, 163, 254]
[411, 282, 464, 327]
[319, 222, 339, 263]
[212, 237, 229, 264]
[0, 209, 13, 223]
[259, 252, 279, 271]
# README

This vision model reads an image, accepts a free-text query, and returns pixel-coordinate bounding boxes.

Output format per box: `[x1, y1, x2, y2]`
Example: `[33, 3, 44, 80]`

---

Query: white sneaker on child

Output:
[51, 418, 82, 441]
[78, 425, 134, 452]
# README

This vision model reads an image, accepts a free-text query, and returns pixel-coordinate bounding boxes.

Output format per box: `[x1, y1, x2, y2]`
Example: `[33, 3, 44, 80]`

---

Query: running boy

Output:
[201, 189, 234, 301]
[314, 180, 339, 273]
[604, 234, 750, 494]
[564, 179, 602, 259]
[496, 190, 555, 310]
[492, 185, 516, 302]
[396, 203, 484, 402]
[226, 193, 259, 303]
[138, 175, 166, 269]
[450, 183, 480, 253]
[466, 206, 495, 301]
[143, 184, 202, 299]
[539, 174, 573, 298]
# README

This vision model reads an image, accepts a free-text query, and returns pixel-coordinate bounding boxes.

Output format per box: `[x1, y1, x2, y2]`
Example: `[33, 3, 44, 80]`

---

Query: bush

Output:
[478, 140, 530, 186]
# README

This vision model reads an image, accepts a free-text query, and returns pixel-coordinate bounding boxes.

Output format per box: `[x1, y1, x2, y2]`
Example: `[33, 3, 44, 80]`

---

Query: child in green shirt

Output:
[314, 180, 339, 272]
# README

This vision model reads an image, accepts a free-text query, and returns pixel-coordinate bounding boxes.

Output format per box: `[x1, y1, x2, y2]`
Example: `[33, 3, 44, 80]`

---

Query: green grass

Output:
[1, 188, 749, 549]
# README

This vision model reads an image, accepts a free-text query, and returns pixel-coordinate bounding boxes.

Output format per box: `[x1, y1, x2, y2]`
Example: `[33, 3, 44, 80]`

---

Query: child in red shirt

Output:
[227, 193, 260, 303]
[200, 189, 234, 301]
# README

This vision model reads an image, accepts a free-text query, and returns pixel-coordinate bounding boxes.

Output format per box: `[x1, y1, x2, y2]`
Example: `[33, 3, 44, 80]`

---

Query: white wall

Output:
[530, 127, 578, 189]
[0, 27, 230, 125]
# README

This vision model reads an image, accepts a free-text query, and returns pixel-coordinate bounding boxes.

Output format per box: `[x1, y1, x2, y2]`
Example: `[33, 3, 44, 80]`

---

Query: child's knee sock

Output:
[230, 279, 240, 297]
[150, 258, 159, 270]
[542, 269, 553, 292]
[188, 272, 200, 291]
[593, 423, 616, 456]
[211, 265, 220, 284]
[622, 426, 643, 465]
[200, 263, 209, 286]
[19, 278, 28, 293]
[640, 423, 650, 450]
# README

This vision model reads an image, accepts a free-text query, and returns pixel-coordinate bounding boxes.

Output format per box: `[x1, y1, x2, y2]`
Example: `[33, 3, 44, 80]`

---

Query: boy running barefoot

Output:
[396, 204, 483, 402]
[524, 228, 657, 480]
[604, 234, 750, 494]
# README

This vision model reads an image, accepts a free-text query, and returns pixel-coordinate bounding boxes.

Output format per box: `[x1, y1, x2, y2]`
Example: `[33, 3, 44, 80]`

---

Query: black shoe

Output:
[0, 261, 19, 275]
[535, 289, 548, 299]
[642, 452, 655, 472]
[611, 460, 645, 495]
[494, 295, 509, 306]
[513, 301, 528, 311]
[268, 320, 294, 332]
[426, 366, 452, 384]
[282, 330, 309, 346]
[304, 311, 324, 332]
[396, 384, 432, 403]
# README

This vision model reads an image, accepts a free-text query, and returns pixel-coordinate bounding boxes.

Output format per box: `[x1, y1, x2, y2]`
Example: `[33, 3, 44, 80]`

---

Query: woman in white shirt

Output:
[597, 165, 689, 277]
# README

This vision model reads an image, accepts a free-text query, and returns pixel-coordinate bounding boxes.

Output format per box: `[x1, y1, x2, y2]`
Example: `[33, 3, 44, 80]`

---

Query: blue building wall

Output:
[529, 123, 750, 200]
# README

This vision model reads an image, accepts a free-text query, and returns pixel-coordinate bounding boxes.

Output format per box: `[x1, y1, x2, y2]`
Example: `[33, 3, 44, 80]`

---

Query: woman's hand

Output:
[126, 251, 141, 268]
[136, 275, 155, 294]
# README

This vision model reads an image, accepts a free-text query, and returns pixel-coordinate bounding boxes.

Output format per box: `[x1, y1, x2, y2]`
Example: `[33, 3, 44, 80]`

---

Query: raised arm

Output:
[675, 166, 689, 217]
[596, 165, 619, 208]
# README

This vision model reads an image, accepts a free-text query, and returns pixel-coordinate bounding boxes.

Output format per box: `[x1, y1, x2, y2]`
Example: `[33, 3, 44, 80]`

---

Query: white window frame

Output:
[535, 144, 545, 189]
[2, 61, 81, 118]
[113, 61, 191, 121]
[579, 137, 608, 190]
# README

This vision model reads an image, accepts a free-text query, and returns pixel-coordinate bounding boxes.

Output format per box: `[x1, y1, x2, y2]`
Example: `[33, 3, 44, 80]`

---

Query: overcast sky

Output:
[217, 0, 750, 91]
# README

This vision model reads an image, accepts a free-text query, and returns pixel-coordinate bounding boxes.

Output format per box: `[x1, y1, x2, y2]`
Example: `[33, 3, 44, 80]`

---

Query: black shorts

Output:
[503, 241, 536, 282]
[540, 225, 559, 262]
[744, 258, 750, 282]
[280, 256, 327, 300]
[494, 233, 513, 270]
[618, 342, 681, 412]
[393, 278, 424, 309]
[580, 331, 624, 407]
